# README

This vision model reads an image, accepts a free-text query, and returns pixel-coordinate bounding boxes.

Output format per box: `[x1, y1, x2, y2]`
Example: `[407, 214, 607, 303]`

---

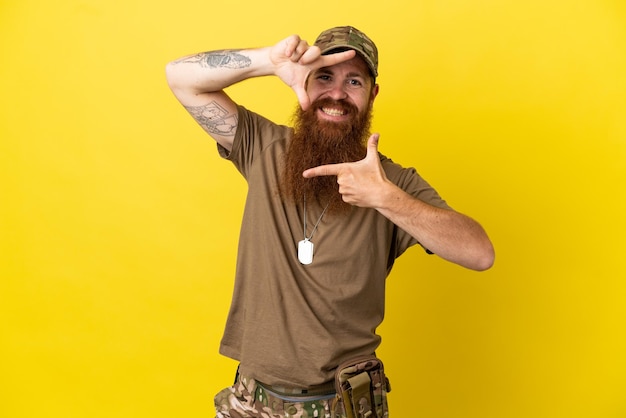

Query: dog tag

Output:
[298, 239, 314, 265]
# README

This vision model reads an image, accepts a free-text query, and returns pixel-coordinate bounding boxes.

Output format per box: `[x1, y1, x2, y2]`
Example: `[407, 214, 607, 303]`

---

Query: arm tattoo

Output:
[172, 50, 251, 69]
[185, 101, 238, 137]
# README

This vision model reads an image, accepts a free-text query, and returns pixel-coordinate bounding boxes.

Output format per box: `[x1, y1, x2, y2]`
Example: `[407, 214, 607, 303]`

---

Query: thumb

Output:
[366, 133, 380, 159]
[293, 85, 311, 110]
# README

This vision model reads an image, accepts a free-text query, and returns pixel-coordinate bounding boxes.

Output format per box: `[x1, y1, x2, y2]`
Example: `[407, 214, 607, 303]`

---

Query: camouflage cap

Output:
[314, 26, 378, 78]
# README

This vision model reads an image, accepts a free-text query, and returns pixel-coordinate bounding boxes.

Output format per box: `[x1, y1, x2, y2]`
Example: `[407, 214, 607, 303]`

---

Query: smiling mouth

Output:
[320, 107, 347, 117]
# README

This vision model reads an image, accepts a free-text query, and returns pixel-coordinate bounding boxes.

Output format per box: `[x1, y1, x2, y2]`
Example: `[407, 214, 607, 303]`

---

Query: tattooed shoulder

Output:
[184, 101, 238, 137]
[172, 50, 251, 69]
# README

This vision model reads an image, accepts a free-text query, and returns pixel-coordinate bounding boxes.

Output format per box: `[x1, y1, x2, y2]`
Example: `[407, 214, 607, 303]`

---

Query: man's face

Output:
[280, 56, 379, 213]
[306, 55, 379, 120]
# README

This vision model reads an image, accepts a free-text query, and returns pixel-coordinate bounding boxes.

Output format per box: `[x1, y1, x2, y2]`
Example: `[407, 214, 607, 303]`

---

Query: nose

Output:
[325, 81, 348, 100]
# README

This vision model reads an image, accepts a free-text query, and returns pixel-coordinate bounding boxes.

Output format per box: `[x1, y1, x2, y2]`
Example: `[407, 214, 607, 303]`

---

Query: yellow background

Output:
[2, 0, 625, 417]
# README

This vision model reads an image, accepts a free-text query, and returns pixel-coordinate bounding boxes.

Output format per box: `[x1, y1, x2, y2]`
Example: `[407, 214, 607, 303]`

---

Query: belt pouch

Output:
[333, 355, 391, 418]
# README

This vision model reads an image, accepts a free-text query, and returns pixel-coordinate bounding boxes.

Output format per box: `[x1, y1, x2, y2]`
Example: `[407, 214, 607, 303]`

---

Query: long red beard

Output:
[280, 97, 373, 214]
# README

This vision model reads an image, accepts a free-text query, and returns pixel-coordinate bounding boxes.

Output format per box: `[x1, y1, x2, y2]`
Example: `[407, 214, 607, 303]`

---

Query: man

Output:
[166, 26, 494, 418]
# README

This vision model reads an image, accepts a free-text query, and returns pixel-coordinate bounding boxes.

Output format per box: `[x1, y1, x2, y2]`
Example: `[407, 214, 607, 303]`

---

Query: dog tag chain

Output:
[298, 196, 330, 265]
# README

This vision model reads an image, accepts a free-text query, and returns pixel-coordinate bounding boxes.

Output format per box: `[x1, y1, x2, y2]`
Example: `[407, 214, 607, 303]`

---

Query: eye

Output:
[347, 78, 363, 87]
[317, 74, 332, 82]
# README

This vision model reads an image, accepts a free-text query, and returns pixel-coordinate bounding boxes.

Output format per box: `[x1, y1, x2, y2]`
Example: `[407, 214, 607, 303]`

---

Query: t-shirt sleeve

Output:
[381, 153, 452, 256]
[217, 105, 289, 180]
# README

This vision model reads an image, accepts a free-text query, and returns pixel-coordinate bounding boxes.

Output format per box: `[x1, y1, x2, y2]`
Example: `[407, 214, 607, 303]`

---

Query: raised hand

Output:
[302, 133, 389, 208]
[270, 35, 356, 110]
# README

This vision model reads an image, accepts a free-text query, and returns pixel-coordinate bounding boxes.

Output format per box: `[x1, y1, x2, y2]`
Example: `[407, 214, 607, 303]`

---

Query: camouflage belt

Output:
[256, 380, 336, 398]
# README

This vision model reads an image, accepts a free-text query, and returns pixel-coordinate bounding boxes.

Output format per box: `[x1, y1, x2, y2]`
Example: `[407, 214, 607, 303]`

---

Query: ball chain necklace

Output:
[298, 195, 331, 265]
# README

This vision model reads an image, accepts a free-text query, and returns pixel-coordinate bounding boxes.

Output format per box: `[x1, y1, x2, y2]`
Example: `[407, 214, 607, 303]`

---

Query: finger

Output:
[283, 35, 301, 57]
[291, 40, 310, 62]
[298, 45, 322, 65]
[319, 49, 356, 67]
[302, 163, 343, 178]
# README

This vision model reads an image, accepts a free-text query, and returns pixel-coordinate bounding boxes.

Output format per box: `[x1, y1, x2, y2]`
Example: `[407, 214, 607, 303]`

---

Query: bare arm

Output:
[165, 36, 356, 152]
[165, 48, 269, 152]
[303, 134, 495, 271]
[376, 186, 495, 271]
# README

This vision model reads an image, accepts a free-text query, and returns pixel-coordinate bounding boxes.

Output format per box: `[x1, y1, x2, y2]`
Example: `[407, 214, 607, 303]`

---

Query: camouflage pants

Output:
[214, 374, 347, 418]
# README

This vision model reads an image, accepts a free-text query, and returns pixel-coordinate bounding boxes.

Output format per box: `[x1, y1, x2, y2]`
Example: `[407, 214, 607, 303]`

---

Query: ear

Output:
[370, 83, 380, 102]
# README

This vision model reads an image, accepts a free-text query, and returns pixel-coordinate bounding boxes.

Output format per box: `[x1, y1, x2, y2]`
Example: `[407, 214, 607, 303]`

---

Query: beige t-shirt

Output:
[217, 106, 450, 387]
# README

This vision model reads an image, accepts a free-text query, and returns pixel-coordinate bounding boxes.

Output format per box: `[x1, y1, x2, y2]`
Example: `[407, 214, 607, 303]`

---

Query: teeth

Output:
[321, 107, 345, 116]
